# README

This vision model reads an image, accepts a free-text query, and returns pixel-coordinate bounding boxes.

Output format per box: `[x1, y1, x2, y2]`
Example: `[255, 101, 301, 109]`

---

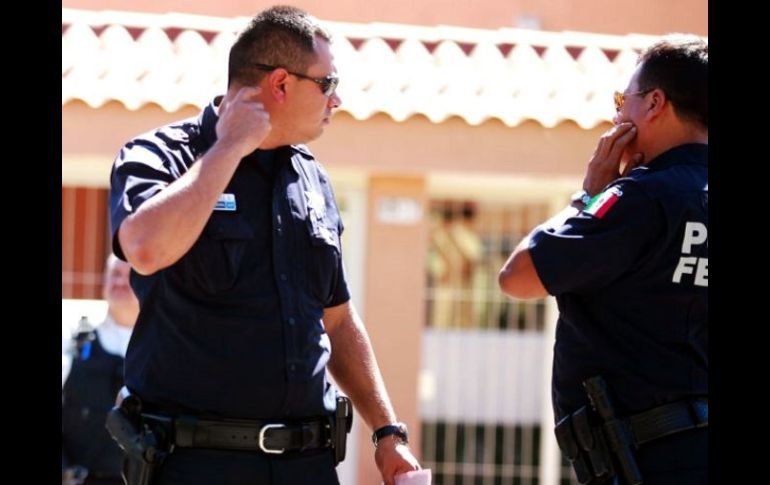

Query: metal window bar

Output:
[423, 199, 578, 485]
[426, 200, 547, 332]
[423, 422, 550, 484]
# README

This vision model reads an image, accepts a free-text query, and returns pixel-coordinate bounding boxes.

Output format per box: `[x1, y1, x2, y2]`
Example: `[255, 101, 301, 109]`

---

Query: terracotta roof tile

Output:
[62, 8, 704, 128]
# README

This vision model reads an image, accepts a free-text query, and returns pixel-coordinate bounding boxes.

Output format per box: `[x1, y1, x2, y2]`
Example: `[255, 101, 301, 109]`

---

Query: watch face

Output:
[571, 190, 591, 205]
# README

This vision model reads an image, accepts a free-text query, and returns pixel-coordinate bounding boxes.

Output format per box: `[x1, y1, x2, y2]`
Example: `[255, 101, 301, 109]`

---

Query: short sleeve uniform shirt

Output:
[529, 144, 708, 419]
[110, 98, 350, 419]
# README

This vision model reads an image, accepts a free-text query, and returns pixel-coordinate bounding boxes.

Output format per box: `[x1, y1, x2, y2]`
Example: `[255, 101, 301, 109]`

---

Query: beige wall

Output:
[358, 176, 427, 484]
[63, 102, 605, 187]
[313, 113, 605, 178]
[63, 101, 198, 159]
[63, 0, 706, 36]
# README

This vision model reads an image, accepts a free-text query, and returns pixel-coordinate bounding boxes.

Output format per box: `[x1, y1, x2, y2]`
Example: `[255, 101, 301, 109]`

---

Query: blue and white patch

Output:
[214, 193, 237, 211]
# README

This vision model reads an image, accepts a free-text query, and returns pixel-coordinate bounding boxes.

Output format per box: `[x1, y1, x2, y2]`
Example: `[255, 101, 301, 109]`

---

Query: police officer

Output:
[62, 255, 139, 484]
[498, 34, 707, 484]
[108, 6, 420, 485]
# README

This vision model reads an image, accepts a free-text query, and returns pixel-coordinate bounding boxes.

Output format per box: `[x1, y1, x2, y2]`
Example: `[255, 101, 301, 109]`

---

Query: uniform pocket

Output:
[187, 214, 254, 293]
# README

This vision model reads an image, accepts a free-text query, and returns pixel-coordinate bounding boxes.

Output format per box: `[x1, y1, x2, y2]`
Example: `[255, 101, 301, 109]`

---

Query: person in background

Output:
[108, 5, 420, 485]
[62, 254, 139, 485]
[499, 34, 707, 484]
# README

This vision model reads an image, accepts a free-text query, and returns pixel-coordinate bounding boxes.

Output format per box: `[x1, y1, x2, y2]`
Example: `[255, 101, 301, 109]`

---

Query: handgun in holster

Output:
[105, 388, 169, 485]
[332, 395, 353, 466]
[584, 376, 643, 485]
[555, 376, 644, 485]
[555, 407, 612, 484]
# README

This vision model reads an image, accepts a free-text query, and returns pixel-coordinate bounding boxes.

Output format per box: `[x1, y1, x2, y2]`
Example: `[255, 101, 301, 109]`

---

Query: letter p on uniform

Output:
[681, 222, 707, 254]
[673, 221, 708, 287]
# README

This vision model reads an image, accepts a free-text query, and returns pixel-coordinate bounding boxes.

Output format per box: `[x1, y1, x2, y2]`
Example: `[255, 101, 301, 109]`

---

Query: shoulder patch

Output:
[584, 186, 622, 218]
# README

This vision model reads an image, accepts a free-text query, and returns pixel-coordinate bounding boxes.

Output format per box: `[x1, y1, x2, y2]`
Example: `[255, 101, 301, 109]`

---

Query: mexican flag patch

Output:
[584, 186, 622, 218]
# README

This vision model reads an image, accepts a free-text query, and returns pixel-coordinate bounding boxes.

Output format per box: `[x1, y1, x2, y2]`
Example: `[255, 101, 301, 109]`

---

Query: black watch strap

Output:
[372, 422, 408, 446]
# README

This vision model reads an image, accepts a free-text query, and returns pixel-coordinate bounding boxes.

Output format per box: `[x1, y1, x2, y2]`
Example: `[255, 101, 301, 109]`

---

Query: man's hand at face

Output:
[582, 122, 644, 195]
[216, 86, 272, 159]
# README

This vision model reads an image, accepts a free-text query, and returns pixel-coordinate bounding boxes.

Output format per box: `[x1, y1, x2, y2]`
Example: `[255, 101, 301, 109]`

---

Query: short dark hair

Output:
[228, 5, 332, 87]
[637, 34, 708, 130]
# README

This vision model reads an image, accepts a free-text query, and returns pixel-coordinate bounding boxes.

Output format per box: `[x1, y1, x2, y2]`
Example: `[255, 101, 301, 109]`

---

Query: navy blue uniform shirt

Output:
[529, 144, 708, 420]
[62, 335, 125, 479]
[110, 98, 350, 419]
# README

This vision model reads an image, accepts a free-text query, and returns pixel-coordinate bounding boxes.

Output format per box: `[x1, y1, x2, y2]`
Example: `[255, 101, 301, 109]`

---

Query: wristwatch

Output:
[372, 422, 409, 446]
[570, 189, 593, 207]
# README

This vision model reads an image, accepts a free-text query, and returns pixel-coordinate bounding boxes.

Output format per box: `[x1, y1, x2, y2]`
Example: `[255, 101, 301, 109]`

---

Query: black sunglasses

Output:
[252, 63, 339, 97]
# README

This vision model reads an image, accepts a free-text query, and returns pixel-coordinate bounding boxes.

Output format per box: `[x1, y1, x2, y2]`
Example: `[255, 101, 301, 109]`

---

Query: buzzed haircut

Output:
[637, 34, 708, 130]
[228, 5, 332, 87]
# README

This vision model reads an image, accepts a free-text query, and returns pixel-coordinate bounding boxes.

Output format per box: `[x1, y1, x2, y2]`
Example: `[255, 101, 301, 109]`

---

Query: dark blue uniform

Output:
[62, 335, 125, 484]
[109, 98, 349, 484]
[529, 144, 707, 483]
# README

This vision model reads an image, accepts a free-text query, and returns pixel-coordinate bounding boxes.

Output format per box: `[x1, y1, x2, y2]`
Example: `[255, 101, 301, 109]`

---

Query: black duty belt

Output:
[143, 414, 333, 454]
[555, 397, 707, 485]
[626, 397, 708, 446]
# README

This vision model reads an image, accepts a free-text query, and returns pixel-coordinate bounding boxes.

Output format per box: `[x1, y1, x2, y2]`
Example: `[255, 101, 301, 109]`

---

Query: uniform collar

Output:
[644, 143, 708, 172]
[200, 97, 315, 176]
[199, 97, 222, 148]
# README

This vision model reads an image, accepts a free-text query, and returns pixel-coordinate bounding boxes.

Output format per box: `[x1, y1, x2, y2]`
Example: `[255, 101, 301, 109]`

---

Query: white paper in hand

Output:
[394, 469, 432, 485]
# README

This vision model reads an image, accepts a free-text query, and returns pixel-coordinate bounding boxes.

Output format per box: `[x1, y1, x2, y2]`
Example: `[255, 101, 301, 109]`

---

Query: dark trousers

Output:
[84, 478, 124, 485]
[623, 427, 708, 485]
[154, 447, 340, 485]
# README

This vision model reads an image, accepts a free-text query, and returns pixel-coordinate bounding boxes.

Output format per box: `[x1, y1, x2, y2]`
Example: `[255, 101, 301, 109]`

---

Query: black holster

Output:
[332, 395, 353, 466]
[105, 390, 169, 485]
[555, 406, 614, 484]
[554, 376, 643, 485]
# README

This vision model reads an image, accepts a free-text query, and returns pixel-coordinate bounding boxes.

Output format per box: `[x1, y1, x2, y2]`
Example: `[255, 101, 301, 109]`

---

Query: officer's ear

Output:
[267, 69, 290, 103]
[645, 88, 667, 121]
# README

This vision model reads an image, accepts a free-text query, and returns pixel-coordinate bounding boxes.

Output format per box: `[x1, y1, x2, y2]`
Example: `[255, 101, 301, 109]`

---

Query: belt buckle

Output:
[259, 423, 286, 454]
